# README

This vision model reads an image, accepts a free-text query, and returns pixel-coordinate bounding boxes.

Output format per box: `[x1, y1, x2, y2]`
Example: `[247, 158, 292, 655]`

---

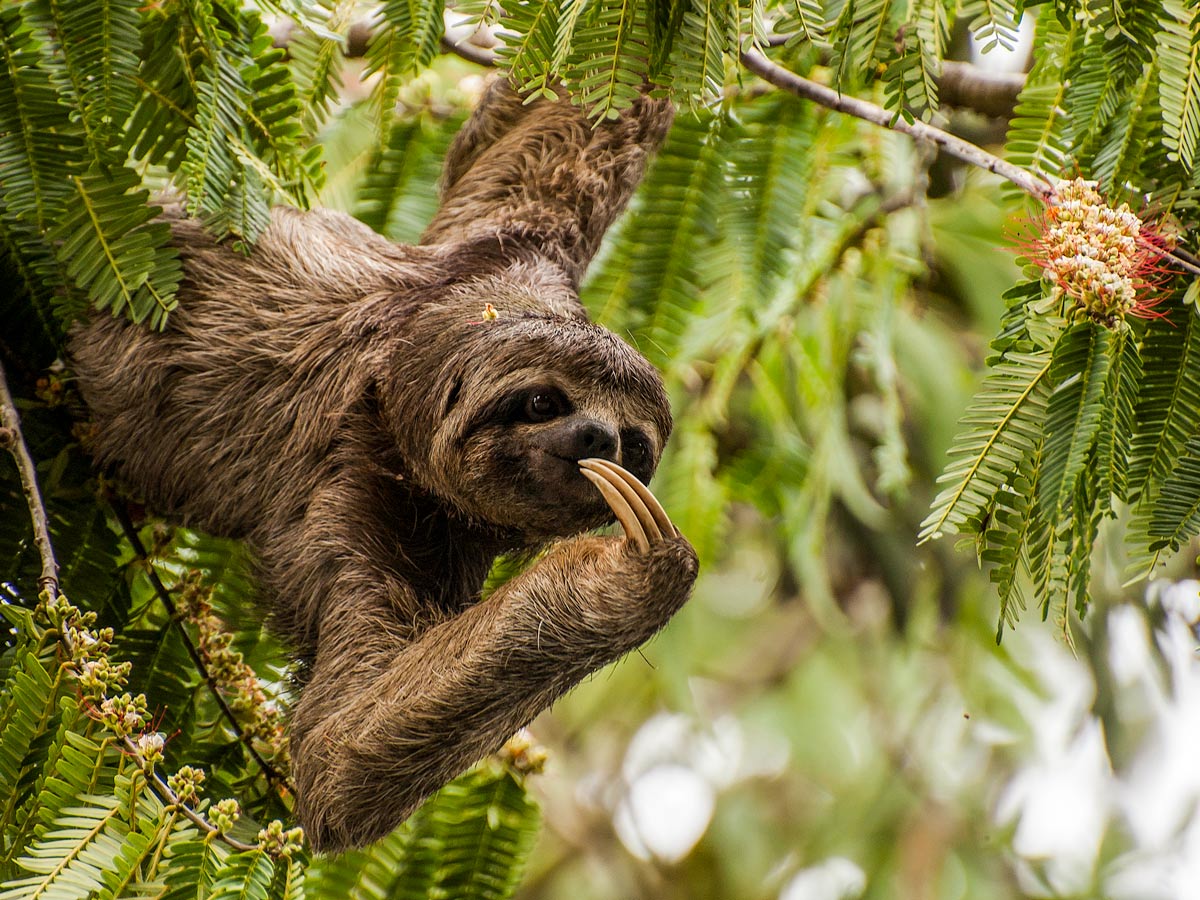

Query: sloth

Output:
[69, 79, 698, 851]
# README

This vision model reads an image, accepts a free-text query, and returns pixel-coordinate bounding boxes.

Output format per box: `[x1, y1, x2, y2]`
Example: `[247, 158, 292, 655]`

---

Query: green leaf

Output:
[1037, 323, 1112, 524]
[209, 849, 275, 900]
[1003, 8, 1076, 183]
[1, 793, 127, 900]
[920, 349, 1053, 542]
[1128, 311, 1200, 500]
[26, 0, 142, 164]
[162, 834, 231, 900]
[1158, 0, 1200, 171]
[496, 0, 565, 99]
[1146, 431, 1200, 551]
[50, 169, 183, 327]
[966, 0, 1020, 53]
[566, 0, 652, 120]
[392, 766, 540, 900]
[667, 0, 737, 107]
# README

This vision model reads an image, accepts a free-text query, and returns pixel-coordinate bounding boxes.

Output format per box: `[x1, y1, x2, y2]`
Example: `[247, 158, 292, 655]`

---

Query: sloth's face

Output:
[425, 318, 672, 540]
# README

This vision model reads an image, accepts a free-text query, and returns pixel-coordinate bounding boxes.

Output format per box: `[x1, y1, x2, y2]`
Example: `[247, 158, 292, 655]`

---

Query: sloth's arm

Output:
[289, 462, 697, 853]
[420, 79, 674, 287]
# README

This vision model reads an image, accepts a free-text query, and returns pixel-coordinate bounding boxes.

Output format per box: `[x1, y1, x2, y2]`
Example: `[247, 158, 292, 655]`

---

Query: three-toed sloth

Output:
[70, 79, 698, 851]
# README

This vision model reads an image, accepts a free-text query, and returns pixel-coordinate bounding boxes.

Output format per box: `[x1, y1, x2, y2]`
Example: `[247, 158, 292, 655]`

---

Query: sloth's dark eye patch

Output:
[522, 387, 570, 423]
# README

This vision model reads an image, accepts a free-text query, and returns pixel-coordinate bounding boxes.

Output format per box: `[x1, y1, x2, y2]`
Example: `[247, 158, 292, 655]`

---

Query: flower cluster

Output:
[257, 819, 305, 857]
[46, 593, 269, 841]
[168, 765, 206, 805]
[209, 798, 241, 834]
[1028, 178, 1169, 328]
[497, 729, 549, 776]
[180, 573, 289, 769]
[43, 592, 132, 700]
[97, 692, 149, 737]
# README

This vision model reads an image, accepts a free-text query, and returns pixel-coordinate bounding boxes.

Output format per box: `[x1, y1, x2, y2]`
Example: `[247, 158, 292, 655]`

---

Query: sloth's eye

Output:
[524, 390, 566, 422]
[623, 432, 651, 467]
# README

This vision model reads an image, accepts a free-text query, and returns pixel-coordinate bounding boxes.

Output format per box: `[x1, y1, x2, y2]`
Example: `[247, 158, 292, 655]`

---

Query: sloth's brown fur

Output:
[69, 81, 698, 851]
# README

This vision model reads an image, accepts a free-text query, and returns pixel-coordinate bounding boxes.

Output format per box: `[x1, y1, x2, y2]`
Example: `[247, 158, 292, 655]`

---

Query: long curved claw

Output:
[583, 457, 679, 538]
[580, 467, 650, 552]
[581, 459, 662, 544]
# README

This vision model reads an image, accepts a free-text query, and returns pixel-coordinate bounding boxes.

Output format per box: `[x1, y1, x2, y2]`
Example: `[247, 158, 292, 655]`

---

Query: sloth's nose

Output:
[564, 419, 619, 462]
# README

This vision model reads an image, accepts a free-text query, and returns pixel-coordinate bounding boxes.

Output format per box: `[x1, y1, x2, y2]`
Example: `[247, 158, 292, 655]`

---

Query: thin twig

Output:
[740, 47, 1200, 278]
[739, 47, 1056, 203]
[110, 502, 296, 796]
[0, 363, 59, 599]
[122, 736, 258, 852]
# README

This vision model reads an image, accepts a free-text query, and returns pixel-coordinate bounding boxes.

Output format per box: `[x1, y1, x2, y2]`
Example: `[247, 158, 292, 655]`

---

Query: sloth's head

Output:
[388, 311, 671, 540]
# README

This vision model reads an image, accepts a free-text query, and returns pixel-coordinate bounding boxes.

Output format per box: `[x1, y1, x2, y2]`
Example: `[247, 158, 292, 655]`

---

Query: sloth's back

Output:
[70, 206, 440, 540]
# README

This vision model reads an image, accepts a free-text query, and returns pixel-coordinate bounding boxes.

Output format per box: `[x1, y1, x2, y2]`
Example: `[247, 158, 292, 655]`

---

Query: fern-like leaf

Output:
[966, 0, 1020, 52]
[883, 0, 947, 120]
[1147, 432, 1200, 552]
[0, 794, 127, 900]
[567, 0, 652, 119]
[582, 111, 729, 367]
[1037, 323, 1112, 523]
[828, 0, 895, 93]
[0, 7, 78, 234]
[0, 647, 59, 850]
[1003, 8, 1076, 183]
[668, 0, 737, 107]
[290, 1, 352, 134]
[1091, 65, 1160, 188]
[161, 834, 231, 900]
[774, 0, 829, 47]
[1158, 0, 1200, 171]
[920, 349, 1053, 542]
[392, 766, 540, 900]
[496, 0, 564, 100]
[50, 169, 183, 327]
[1128, 311, 1200, 500]
[208, 848, 275, 900]
[983, 445, 1043, 640]
[372, 0, 446, 80]
[26, 0, 142, 165]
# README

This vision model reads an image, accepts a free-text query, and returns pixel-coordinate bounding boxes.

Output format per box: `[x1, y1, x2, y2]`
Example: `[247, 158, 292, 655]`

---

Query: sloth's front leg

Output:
[291, 462, 697, 852]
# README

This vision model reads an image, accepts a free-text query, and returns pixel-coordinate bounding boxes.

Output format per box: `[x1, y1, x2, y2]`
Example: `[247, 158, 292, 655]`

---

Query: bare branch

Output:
[739, 47, 1057, 203]
[0, 363, 59, 599]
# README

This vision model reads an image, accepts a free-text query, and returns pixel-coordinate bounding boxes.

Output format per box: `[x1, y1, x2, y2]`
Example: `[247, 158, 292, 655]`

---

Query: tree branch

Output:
[0, 364, 59, 599]
[110, 501, 296, 797]
[739, 47, 1057, 203]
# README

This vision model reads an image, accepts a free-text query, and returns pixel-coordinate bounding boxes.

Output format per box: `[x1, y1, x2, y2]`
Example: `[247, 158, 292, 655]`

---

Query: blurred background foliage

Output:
[3, 0, 1200, 898]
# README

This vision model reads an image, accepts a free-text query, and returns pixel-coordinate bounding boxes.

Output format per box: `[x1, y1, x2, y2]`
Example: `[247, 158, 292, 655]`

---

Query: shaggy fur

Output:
[70, 80, 698, 851]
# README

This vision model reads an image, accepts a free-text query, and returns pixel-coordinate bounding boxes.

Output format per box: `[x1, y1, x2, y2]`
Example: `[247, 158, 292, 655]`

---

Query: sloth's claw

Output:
[580, 458, 678, 551]
[584, 457, 679, 538]
[580, 468, 650, 552]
